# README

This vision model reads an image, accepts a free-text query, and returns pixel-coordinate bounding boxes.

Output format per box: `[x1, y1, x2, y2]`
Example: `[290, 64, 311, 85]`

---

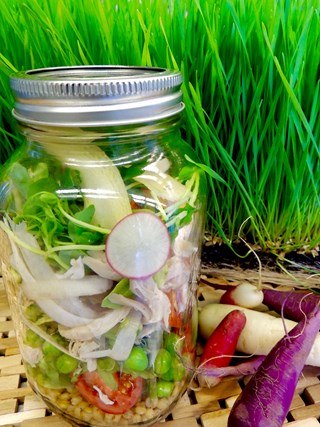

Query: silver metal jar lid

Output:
[10, 65, 184, 127]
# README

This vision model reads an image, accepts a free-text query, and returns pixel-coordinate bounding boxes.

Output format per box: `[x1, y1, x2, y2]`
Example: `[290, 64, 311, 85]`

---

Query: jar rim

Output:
[10, 65, 184, 127]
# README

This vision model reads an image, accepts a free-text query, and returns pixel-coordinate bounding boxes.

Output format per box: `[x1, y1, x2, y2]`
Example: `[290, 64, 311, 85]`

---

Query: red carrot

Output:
[227, 304, 320, 427]
[198, 309, 246, 387]
[263, 288, 320, 321]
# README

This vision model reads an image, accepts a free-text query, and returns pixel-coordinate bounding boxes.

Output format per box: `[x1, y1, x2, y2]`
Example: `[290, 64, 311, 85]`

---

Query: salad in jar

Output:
[0, 139, 207, 426]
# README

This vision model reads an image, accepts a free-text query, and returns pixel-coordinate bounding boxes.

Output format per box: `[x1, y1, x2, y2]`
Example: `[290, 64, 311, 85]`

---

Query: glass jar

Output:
[0, 66, 207, 427]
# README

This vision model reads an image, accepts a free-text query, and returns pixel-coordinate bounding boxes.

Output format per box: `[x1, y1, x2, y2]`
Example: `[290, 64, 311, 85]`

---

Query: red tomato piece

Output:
[75, 371, 143, 414]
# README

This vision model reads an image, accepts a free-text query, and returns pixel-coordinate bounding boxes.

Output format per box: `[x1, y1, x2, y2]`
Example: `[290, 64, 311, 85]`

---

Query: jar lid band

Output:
[10, 66, 184, 126]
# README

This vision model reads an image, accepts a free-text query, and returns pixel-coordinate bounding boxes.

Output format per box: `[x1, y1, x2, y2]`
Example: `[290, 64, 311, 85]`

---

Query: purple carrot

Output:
[263, 288, 320, 321]
[227, 304, 320, 427]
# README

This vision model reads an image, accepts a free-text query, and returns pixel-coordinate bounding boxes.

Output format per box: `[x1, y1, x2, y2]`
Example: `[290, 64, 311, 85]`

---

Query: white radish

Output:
[199, 303, 320, 367]
[220, 283, 264, 308]
[105, 212, 171, 279]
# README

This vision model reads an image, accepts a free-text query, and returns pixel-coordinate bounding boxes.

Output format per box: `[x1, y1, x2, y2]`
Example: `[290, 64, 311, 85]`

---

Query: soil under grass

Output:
[201, 241, 320, 276]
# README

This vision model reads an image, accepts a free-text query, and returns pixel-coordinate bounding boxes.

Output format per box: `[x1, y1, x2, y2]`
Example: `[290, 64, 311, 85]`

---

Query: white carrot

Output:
[199, 303, 320, 367]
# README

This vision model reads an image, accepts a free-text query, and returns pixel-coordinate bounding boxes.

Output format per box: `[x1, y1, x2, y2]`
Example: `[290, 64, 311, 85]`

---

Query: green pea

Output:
[38, 357, 57, 379]
[159, 356, 186, 381]
[25, 304, 43, 322]
[123, 347, 149, 372]
[164, 333, 182, 355]
[160, 366, 174, 381]
[42, 342, 62, 359]
[56, 354, 78, 374]
[25, 329, 44, 348]
[157, 380, 174, 398]
[154, 349, 172, 376]
[97, 357, 116, 371]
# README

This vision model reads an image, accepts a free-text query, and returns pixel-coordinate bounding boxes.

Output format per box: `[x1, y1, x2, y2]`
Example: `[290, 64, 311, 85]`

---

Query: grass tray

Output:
[0, 270, 320, 427]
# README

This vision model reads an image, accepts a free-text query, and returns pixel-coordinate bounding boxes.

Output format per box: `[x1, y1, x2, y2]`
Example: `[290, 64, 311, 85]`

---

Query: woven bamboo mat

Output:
[0, 274, 320, 427]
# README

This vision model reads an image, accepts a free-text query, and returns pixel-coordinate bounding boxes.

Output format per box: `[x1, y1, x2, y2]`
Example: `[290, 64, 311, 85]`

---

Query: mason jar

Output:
[0, 66, 207, 427]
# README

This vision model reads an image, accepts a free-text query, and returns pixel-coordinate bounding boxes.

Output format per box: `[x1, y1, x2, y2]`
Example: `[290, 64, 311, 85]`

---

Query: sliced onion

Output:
[58, 297, 100, 319]
[57, 257, 85, 279]
[134, 171, 187, 202]
[58, 306, 131, 340]
[22, 276, 112, 300]
[5, 220, 35, 284]
[36, 299, 94, 327]
[80, 311, 141, 361]
[144, 157, 171, 174]
[107, 293, 152, 321]
[83, 254, 121, 280]
[12, 221, 56, 280]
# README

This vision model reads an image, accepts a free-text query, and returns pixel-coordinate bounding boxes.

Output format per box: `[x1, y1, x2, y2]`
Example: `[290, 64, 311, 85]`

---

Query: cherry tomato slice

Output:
[75, 371, 143, 414]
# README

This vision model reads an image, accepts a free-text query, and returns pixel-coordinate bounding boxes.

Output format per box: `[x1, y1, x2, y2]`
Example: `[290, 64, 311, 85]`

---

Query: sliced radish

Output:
[105, 212, 171, 279]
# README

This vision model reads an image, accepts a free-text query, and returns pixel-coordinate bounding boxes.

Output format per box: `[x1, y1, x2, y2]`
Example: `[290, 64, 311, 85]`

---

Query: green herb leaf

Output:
[28, 177, 59, 197]
[68, 205, 103, 245]
[101, 278, 133, 309]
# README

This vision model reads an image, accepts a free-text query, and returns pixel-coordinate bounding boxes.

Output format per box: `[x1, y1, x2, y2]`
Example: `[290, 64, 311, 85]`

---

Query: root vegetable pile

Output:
[198, 281, 320, 426]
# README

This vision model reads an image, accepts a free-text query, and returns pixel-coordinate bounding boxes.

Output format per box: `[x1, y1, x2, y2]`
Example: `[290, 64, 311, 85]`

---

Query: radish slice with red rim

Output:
[105, 212, 171, 279]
